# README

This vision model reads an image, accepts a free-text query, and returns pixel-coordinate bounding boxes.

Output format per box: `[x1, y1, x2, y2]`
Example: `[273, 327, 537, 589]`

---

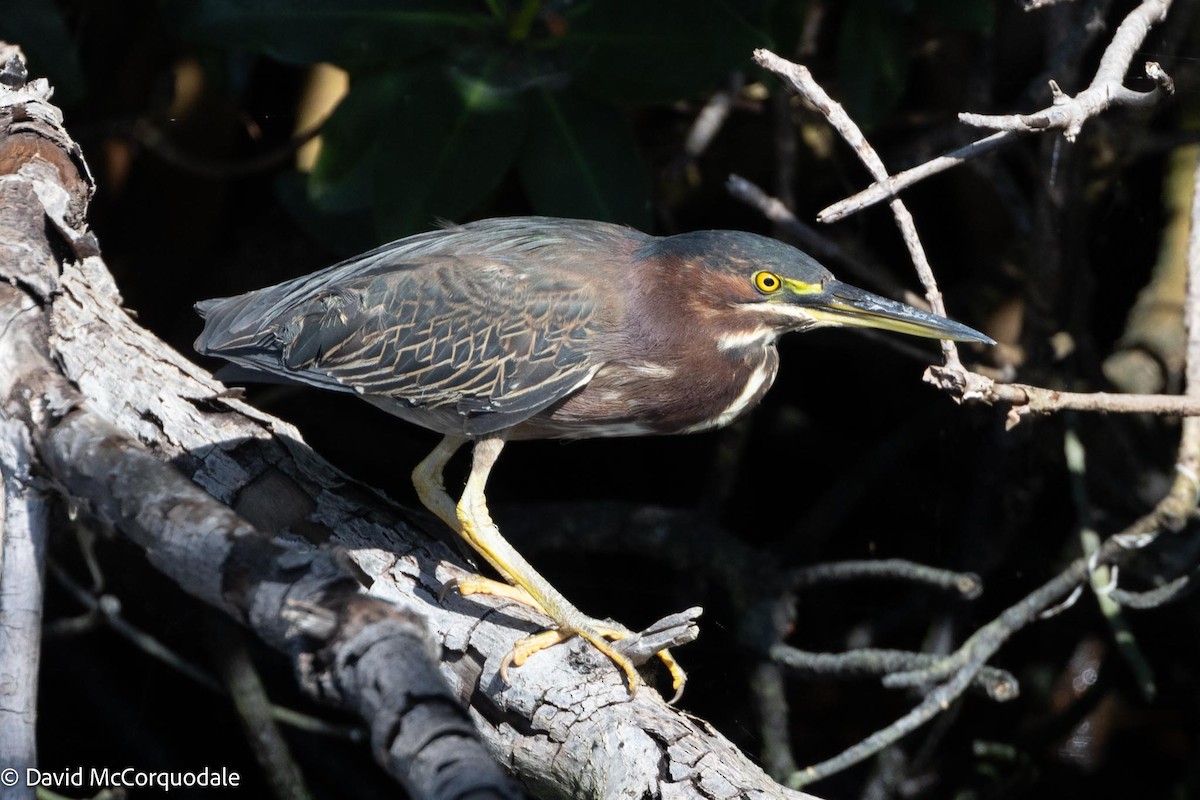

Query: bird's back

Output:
[195, 217, 647, 436]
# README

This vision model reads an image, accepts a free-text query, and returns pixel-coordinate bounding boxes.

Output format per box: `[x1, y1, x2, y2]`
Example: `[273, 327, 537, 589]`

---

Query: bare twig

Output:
[1108, 569, 1199, 608]
[752, 662, 798, 780]
[1064, 427, 1156, 701]
[817, 0, 1172, 222]
[818, 132, 1014, 223]
[206, 617, 314, 800]
[920, 146, 1200, 427]
[923, 368, 1200, 424]
[47, 560, 224, 693]
[684, 73, 744, 159]
[47, 560, 363, 741]
[745, 53, 1192, 433]
[753, 49, 965, 371]
[790, 560, 981, 599]
[782, 77, 1200, 787]
[785, 514, 1177, 787]
[960, 0, 1174, 141]
[770, 645, 1017, 702]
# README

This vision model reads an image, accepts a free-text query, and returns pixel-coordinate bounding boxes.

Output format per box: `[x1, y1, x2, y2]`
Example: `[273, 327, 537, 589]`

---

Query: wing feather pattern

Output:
[195, 218, 631, 435]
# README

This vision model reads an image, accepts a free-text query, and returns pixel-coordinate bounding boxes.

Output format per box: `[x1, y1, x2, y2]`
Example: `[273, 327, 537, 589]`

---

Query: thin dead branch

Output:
[753, 48, 966, 373]
[747, 39, 1200, 788]
[815, 0, 1175, 222]
[960, 0, 1174, 140]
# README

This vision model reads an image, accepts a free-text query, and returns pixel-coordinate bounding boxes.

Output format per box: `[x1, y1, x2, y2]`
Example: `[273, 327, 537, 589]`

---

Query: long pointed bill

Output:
[800, 280, 994, 345]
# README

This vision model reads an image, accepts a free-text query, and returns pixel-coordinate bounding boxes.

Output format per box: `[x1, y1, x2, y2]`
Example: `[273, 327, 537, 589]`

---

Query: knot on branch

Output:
[923, 364, 1001, 404]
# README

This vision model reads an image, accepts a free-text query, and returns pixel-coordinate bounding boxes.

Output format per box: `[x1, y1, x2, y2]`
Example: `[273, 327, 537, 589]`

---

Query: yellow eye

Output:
[754, 271, 782, 293]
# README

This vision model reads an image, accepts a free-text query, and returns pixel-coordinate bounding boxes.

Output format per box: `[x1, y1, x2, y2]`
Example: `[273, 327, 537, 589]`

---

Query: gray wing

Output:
[195, 229, 610, 436]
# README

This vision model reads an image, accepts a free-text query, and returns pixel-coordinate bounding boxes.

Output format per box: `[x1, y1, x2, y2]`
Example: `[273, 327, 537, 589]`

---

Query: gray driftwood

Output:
[0, 42, 822, 800]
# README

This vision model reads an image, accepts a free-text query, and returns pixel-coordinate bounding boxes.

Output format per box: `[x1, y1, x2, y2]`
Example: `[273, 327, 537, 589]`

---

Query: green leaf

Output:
[518, 89, 651, 229]
[561, 0, 771, 103]
[836, 0, 911, 129]
[371, 65, 528, 239]
[166, 0, 498, 67]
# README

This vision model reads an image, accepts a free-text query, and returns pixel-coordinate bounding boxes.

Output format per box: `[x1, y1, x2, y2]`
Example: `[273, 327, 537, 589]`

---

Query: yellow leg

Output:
[415, 435, 541, 607]
[450, 574, 539, 607]
[412, 434, 469, 533]
[413, 434, 687, 700]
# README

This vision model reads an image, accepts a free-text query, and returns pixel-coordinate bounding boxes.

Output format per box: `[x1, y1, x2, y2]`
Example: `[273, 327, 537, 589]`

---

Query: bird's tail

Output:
[194, 293, 277, 357]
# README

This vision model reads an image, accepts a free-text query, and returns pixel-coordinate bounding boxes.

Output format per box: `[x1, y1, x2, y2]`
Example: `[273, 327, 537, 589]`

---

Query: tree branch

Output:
[744, 36, 1200, 788]
[753, 48, 966, 372]
[959, 0, 1174, 141]
[0, 292, 50, 796]
[815, 0, 1175, 222]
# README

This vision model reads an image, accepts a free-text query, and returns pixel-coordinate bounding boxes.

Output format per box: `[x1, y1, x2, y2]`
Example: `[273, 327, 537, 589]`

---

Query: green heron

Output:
[195, 216, 992, 700]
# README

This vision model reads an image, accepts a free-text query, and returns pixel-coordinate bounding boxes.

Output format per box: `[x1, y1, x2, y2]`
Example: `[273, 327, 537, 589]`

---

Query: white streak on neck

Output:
[717, 327, 777, 352]
[684, 350, 777, 433]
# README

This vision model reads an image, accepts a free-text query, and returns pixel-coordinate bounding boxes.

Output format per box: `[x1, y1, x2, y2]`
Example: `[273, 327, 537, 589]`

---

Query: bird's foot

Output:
[444, 574, 698, 703]
[502, 616, 693, 704]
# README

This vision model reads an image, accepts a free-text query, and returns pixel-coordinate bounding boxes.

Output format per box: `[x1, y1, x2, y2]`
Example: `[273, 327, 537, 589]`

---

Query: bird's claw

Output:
[441, 574, 543, 610]
[499, 621, 689, 704]
[443, 573, 692, 703]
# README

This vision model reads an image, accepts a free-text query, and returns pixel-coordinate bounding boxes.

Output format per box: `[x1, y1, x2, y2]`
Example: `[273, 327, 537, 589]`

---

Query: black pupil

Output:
[764, 275, 776, 288]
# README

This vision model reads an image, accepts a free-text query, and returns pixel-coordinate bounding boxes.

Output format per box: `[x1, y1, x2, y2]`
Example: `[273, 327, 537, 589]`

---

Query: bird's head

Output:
[645, 230, 994, 346]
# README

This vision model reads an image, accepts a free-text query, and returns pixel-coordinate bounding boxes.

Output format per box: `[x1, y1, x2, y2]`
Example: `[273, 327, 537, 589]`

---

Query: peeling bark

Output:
[0, 287, 49, 800]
